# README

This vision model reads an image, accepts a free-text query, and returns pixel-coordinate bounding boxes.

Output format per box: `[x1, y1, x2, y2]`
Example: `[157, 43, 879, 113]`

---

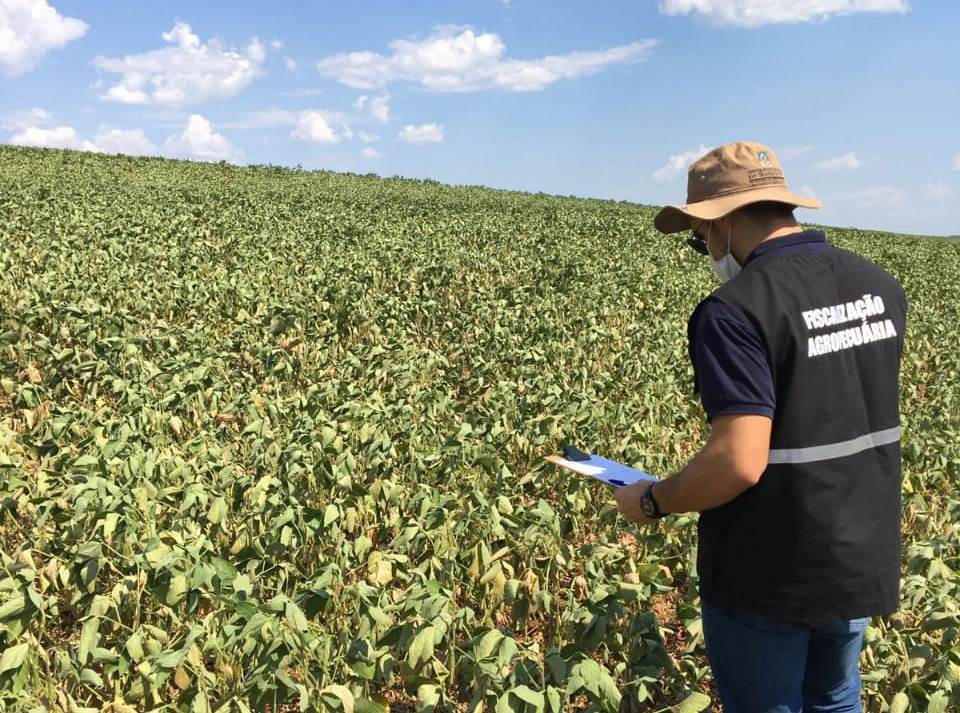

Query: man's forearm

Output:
[653, 440, 760, 515]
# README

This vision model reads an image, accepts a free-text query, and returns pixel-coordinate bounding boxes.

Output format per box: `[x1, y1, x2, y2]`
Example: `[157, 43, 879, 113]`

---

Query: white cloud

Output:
[317, 26, 656, 92]
[164, 114, 239, 161]
[221, 108, 354, 143]
[8, 125, 96, 151]
[834, 185, 908, 211]
[361, 147, 381, 158]
[0, 0, 88, 76]
[354, 94, 390, 123]
[799, 184, 818, 199]
[7, 121, 157, 156]
[653, 144, 709, 184]
[24, 106, 51, 122]
[953, 154, 960, 171]
[919, 182, 951, 200]
[284, 57, 297, 72]
[270, 39, 284, 50]
[358, 130, 380, 143]
[292, 111, 346, 144]
[246, 38, 266, 64]
[370, 95, 390, 123]
[817, 151, 862, 171]
[777, 144, 814, 161]
[93, 22, 265, 106]
[398, 123, 444, 144]
[659, 0, 910, 27]
[7, 119, 221, 161]
[2, 106, 52, 130]
[93, 128, 156, 155]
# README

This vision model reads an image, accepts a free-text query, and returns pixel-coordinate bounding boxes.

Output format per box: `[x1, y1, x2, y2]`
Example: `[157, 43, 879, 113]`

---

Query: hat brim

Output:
[654, 186, 822, 235]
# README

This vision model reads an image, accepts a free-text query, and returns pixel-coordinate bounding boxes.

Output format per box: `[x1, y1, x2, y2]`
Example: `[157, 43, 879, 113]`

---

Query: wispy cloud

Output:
[317, 25, 656, 92]
[659, 0, 910, 28]
[919, 182, 951, 200]
[220, 107, 299, 130]
[653, 144, 709, 184]
[220, 108, 353, 138]
[2, 106, 53, 131]
[777, 144, 814, 161]
[354, 94, 390, 123]
[281, 87, 324, 98]
[817, 151, 862, 171]
[397, 123, 444, 144]
[834, 185, 908, 211]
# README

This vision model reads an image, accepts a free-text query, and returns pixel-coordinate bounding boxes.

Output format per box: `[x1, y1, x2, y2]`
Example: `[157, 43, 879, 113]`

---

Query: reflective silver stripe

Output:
[768, 426, 901, 465]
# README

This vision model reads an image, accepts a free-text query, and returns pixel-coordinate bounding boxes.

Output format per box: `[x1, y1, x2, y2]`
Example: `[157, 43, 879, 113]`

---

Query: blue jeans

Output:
[701, 599, 869, 712]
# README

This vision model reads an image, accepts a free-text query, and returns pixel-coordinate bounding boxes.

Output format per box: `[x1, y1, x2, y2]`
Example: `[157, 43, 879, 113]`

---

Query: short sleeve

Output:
[692, 298, 775, 422]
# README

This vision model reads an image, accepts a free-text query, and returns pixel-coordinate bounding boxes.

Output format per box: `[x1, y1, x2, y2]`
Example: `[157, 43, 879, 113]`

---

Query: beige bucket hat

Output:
[654, 141, 822, 234]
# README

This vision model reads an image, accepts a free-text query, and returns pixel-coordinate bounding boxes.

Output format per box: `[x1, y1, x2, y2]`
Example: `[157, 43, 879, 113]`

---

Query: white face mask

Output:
[708, 220, 742, 283]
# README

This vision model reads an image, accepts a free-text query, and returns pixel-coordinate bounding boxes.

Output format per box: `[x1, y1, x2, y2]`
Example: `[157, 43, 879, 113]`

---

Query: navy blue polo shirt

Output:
[692, 230, 832, 421]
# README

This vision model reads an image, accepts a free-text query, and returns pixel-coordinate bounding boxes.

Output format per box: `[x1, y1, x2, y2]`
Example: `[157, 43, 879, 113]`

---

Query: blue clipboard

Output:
[544, 450, 658, 488]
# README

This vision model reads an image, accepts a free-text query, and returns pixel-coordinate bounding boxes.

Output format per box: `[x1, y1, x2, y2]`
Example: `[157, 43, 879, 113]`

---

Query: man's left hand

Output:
[613, 481, 657, 525]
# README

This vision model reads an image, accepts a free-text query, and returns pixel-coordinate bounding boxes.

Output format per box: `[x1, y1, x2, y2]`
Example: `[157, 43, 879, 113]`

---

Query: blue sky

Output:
[2, 0, 957, 236]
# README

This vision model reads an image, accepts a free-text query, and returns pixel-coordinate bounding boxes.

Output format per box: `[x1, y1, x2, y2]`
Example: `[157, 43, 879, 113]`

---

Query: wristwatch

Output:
[640, 482, 666, 519]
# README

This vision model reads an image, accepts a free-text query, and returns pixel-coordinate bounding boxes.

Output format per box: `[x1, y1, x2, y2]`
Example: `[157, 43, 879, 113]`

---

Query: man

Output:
[614, 141, 907, 712]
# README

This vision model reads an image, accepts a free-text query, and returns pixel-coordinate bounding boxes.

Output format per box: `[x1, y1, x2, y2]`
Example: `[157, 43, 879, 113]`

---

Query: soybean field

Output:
[1, 145, 959, 712]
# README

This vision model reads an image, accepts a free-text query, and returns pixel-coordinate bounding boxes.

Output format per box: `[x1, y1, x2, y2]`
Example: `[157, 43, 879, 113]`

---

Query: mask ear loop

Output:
[727, 218, 740, 265]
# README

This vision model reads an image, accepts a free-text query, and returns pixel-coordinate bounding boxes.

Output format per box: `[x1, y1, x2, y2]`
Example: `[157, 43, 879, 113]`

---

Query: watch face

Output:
[640, 494, 656, 517]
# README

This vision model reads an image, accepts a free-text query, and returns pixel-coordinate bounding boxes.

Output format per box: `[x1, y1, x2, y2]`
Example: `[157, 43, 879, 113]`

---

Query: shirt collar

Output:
[745, 230, 828, 265]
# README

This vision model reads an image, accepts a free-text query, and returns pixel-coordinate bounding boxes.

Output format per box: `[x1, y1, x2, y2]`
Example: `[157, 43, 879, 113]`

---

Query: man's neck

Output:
[760, 224, 805, 243]
[738, 223, 804, 262]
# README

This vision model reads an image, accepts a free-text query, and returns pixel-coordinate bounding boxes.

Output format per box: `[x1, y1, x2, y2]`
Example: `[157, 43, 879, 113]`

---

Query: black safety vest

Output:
[688, 243, 907, 620]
